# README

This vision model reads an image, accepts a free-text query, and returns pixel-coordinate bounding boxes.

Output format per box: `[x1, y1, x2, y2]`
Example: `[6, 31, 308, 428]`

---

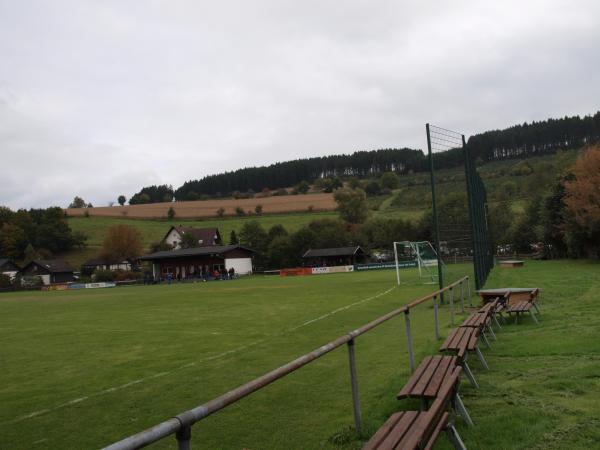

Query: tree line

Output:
[0, 207, 87, 261]
[122, 111, 600, 203]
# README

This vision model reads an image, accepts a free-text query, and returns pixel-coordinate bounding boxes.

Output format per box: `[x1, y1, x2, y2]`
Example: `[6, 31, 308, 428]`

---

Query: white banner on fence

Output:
[68, 282, 116, 290]
[311, 265, 354, 275]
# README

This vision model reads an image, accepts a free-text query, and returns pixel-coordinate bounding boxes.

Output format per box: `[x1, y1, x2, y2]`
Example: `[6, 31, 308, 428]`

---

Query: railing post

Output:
[176, 424, 192, 450]
[467, 276, 472, 306]
[347, 339, 363, 435]
[404, 310, 415, 372]
[449, 287, 455, 326]
[460, 280, 465, 314]
[433, 295, 440, 340]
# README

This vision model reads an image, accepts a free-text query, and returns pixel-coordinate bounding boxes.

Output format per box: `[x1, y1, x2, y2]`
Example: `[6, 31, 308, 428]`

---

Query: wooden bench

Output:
[439, 327, 487, 388]
[477, 296, 506, 329]
[459, 313, 495, 348]
[506, 288, 540, 324]
[364, 367, 467, 450]
[397, 355, 473, 427]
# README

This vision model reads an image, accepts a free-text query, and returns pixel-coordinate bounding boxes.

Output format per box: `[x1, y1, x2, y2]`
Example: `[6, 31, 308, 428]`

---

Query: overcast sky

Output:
[1, 1, 599, 209]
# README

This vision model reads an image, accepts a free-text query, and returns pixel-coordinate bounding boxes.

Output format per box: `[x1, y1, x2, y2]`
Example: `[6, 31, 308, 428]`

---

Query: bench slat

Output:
[362, 412, 406, 450]
[397, 356, 433, 399]
[424, 356, 456, 398]
[376, 410, 420, 450]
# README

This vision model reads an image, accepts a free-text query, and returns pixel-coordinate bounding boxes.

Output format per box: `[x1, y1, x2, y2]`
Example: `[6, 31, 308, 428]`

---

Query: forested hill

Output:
[175, 148, 426, 200]
[133, 111, 600, 202]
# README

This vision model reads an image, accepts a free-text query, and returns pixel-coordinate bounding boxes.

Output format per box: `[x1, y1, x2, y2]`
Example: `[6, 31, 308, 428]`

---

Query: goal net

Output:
[393, 241, 444, 285]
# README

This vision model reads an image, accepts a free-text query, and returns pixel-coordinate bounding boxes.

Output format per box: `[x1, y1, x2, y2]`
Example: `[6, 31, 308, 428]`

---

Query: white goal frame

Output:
[393, 240, 443, 285]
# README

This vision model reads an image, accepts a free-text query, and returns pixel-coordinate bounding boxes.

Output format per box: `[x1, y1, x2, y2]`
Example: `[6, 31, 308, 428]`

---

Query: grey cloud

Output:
[1, 0, 599, 208]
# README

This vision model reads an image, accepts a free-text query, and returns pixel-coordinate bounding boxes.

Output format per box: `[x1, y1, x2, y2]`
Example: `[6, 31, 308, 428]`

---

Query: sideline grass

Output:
[1, 261, 599, 449]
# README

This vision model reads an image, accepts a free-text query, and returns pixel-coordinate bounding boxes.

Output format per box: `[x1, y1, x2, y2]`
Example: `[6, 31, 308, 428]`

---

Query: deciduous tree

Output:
[334, 188, 369, 224]
[101, 225, 143, 261]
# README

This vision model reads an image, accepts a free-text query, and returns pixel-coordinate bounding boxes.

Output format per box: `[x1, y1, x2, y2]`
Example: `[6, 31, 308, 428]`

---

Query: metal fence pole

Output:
[433, 295, 440, 340]
[449, 287, 455, 326]
[346, 339, 362, 435]
[467, 277, 472, 306]
[176, 424, 191, 450]
[460, 281, 465, 314]
[404, 310, 415, 372]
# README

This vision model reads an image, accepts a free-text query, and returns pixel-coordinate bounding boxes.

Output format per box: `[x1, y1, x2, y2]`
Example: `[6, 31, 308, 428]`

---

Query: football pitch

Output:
[1, 261, 600, 449]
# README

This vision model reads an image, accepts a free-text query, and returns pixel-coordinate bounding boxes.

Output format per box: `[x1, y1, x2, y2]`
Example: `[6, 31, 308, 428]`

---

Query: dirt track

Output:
[66, 193, 337, 219]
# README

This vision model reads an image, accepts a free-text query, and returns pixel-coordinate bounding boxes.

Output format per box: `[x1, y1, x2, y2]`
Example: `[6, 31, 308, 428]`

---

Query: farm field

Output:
[66, 193, 337, 219]
[1, 260, 599, 449]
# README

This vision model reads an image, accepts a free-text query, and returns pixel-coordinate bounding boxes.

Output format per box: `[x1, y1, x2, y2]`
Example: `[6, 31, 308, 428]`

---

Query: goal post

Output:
[393, 241, 444, 286]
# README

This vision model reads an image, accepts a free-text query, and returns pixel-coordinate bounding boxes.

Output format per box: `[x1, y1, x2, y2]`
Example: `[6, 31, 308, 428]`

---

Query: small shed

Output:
[141, 244, 255, 280]
[302, 246, 366, 267]
[0, 258, 21, 280]
[20, 260, 75, 285]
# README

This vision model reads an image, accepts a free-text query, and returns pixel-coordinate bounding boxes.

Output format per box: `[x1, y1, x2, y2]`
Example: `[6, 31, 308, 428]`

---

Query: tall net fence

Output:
[426, 124, 493, 291]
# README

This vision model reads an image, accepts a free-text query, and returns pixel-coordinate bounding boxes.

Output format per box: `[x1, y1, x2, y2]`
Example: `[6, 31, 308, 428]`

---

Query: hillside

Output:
[62, 150, 580, 268]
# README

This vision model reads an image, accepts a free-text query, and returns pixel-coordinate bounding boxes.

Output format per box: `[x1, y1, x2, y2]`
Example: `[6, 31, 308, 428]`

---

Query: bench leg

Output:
[462, 361, 479, 389]
[475, 347, 489, 370]
[514, 312, 519, 324]
[530, 310, 539, 324]
[493, 314, 502, 330]
[446, 424, 468, 450]
[533, 302, 540, 314]
[420, 397, 428, 411]
[455, 393, 474, 427]
[480, 331, 491, 349]
[487, 324, 497, 341]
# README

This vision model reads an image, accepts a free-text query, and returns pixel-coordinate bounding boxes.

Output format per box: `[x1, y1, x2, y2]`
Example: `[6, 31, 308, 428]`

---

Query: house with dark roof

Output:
[20, 260, 74, 285]
[81, 257, 137, 276]
[302, 246, 366, 267]
[163, 226, 222, 249]
[0, 259, 21, 280]
[141, 245, 255, 280]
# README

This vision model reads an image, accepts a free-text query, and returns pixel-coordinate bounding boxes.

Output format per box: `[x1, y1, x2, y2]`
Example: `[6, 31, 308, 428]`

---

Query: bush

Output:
[216, 207, 225, 217]
[167, 206, 176, 220]
[0, 274, 12, 288]
[296, 180, 310, 194]
[20, 275, 43, 288]
[113, 270, 141, 282]
[380, 171, 400, 190]
[235, 206, 246, 216]
[255, 204, 263, 215]
[511, 161, 534, 176]
[364, 181, 381, 196]
[93, 269, 115, 282]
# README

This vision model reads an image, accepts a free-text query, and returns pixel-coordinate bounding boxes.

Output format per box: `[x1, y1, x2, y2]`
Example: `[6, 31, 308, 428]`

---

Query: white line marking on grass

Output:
[7, 285, 396, 425]
[291, 286, 396, 330]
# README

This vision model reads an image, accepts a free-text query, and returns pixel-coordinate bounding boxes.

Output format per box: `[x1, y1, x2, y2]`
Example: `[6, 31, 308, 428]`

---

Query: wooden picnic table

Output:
[477, 287, 539, 306]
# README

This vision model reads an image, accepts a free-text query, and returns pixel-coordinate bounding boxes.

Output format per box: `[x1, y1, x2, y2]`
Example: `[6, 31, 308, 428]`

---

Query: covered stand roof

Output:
[23, 260, 74, 273]
[141, 244, 255, 261]
[302, 246, 365, 258]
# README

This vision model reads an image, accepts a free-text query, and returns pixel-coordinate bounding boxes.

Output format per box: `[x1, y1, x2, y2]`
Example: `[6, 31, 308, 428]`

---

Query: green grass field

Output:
[1, 260, 599, 449]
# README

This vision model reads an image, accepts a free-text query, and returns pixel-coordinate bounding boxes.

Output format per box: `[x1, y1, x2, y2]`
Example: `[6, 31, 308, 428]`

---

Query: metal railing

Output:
[103, 276, 471, 450]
